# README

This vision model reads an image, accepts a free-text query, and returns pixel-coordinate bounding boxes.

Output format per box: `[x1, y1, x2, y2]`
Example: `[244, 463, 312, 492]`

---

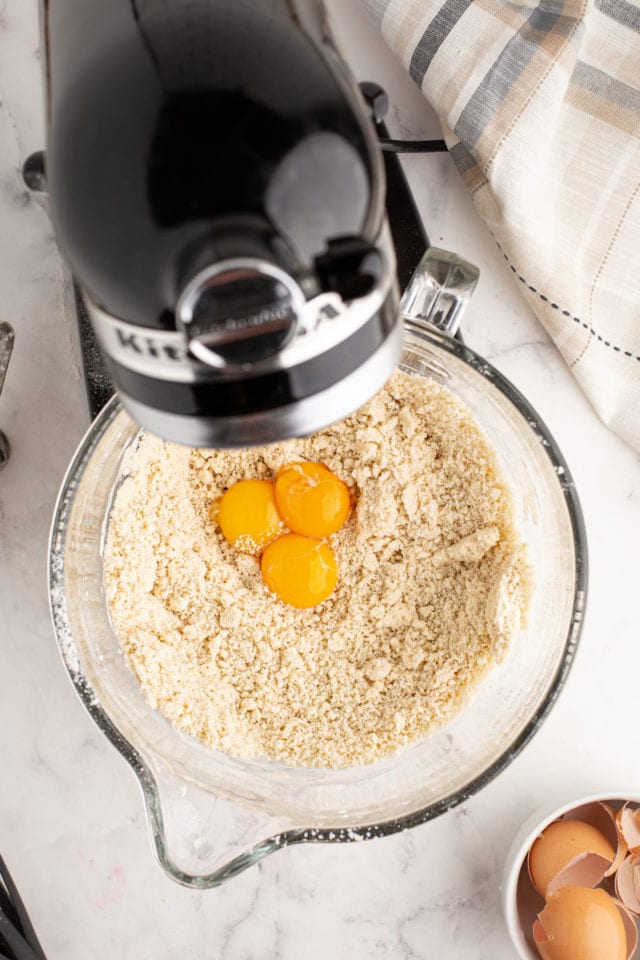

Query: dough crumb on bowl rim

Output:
[103, 370, 533, 769]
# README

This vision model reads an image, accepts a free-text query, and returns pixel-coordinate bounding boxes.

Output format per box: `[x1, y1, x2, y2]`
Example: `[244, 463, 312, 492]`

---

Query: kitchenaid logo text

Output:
[115, 328, 188, 362]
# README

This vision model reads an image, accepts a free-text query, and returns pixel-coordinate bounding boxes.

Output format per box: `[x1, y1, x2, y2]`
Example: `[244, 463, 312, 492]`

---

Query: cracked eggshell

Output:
[528, 819, 615, 896]
[546, 853, 614, 897]
[615, 855, 640, 917]
[533, 886, 627, 960]
[564, 802, 628, 877]
[615, 899, 639, 960]
[618, 806, 640, 858]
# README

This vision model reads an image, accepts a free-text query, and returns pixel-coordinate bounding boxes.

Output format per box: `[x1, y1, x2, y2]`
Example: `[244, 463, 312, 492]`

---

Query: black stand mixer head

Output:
[42, 0, 404, 447]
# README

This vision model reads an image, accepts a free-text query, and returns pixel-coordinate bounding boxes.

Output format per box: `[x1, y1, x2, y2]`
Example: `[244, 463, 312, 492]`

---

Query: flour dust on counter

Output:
[103, 371, 532, 768]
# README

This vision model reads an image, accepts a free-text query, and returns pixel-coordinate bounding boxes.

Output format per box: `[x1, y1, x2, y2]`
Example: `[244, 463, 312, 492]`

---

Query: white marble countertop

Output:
[1, 2, 639, 958]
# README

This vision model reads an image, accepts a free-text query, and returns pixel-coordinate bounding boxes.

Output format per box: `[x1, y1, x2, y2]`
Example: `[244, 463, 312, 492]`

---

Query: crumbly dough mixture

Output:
[104, 371, 531, 768]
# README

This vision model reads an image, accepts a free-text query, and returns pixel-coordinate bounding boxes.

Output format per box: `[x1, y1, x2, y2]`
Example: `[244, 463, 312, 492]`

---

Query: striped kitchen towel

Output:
[359, 0, 640, 450]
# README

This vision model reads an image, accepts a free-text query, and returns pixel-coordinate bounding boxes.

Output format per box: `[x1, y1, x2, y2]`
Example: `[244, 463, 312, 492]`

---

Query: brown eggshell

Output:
[517, 859, 547, 956]
[617, 805, 640, 858]
[546, 852, 613, 897]
[528, 818, 615, 896]
[533, 886, 628, 960]
[613, 898, 639, 960]
[615, 855, 640, 916]
[532, 918, 549, 944]
[564, 802, 627, 877]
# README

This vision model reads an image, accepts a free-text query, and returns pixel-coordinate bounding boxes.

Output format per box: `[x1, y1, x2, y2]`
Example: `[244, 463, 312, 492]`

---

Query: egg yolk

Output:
[261, 534, 338, 608]
[216, 479, 282, 553]
[274, 462, 350, 539]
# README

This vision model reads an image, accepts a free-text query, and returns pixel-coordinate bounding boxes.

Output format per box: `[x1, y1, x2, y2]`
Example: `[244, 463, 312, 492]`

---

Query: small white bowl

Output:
[502, 788, 640, 960]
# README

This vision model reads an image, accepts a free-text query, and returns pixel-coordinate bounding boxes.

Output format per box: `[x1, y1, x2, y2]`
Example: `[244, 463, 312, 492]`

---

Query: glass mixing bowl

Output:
[49, 318, 587, 888]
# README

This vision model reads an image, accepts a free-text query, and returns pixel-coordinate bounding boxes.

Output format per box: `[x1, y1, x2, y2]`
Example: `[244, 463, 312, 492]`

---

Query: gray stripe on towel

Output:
[454, 0, 564, 148]
[357, 0, 388, 27]
[595, 0, 640, 32]
[449, 141, 478, 174]
[409, 0, 474, 85]
[572, 60, 640, 112]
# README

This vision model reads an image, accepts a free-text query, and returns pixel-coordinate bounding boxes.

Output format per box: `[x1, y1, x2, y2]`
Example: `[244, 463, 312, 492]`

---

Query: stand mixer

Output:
[43, 0, 586, 888]
[41, 0, 474, 447]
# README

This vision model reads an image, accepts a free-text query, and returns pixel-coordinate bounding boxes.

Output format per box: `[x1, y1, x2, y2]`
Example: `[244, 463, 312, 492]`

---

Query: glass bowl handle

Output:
[400, 247, 479, 338]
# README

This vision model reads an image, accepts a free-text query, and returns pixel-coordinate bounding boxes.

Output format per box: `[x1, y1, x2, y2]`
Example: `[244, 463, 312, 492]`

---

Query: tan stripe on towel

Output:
[567, 85, 640, 135]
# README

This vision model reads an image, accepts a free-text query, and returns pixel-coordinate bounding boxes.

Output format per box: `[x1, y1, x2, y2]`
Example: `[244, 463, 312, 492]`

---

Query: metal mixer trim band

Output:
[118, 322, 404, 448]
[87, 264, 396, 384]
